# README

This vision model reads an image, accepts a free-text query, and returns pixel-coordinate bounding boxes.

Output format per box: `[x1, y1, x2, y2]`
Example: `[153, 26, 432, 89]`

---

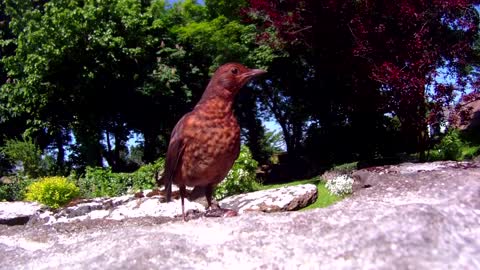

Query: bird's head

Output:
[201, 63, 266, 101]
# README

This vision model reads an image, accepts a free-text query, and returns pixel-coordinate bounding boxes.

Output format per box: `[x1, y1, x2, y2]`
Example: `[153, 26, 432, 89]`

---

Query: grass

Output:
[301, 183, 344, 210]
[258, 177, 344, 210]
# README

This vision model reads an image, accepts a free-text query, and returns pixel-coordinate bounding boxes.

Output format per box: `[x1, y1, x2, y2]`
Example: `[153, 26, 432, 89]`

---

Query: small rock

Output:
[219, 184, 318, 213]
[0, 201, 43, 225]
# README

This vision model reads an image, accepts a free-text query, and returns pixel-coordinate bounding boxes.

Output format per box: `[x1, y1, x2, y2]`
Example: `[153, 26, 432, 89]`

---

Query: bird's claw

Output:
[175, 209, 203, 221]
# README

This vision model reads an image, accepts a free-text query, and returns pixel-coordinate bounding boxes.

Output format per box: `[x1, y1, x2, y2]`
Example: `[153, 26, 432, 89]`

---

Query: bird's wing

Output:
[163, 114, 189, 202]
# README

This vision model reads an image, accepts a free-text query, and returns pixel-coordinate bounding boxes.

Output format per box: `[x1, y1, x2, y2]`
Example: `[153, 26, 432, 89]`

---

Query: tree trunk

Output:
[73, 123, 104, 169]
[55, 131, 65, 174]
[143, 130, 158, 163]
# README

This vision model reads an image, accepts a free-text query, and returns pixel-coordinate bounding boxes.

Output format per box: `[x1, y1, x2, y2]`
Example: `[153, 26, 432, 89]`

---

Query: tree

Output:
[246, 0, 480, 165]
[1, 0, 272, 172]
[1, 137, 46, 178]
[159, 0, 279, 163]
[205, 0, 247, 19]
[0, 0, 176, 171]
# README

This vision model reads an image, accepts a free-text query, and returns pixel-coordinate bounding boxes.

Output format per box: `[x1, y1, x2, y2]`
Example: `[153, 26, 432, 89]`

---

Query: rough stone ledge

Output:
[1, 184, 318, 226]
[0, 162, 479, 269]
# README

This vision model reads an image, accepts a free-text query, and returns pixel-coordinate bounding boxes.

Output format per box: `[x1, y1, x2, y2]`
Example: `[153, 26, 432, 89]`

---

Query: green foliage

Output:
[205, 0, 247, 19]
[78, 167, 126, 198]
[0, 177, 33, 201]
[174, 11, 281, 71]
[0, 0, 176, 170]
[435, 129, 463, 161]
[76, 158, 164, 198]
[214, 146, 260, 200]
[0, 137, 46, 178]
[175, 16, 253, 68]
[129, 158, 164, 191]
[461, 145, 480, 160]
[430, 129, 480, 161]
[331, 162, 359, 174]
[25, 176, 79, 209]
[0, 0, 278, 173]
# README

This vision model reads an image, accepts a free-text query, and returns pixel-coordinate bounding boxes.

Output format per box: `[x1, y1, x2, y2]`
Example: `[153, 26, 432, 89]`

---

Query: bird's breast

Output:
[180, 114, 240, 186]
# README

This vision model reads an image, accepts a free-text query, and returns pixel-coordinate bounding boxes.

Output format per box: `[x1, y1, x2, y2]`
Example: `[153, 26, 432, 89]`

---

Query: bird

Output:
[161, 63, 266, 221]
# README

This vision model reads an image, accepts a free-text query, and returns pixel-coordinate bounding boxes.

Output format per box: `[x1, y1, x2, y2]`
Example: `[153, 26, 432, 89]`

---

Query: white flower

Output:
[326, 175, 354, 196]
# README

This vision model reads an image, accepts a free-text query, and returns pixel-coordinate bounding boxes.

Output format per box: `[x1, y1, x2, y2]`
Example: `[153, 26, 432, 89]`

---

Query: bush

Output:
[128, 158, 164, 191]
[77, 167, 127, 198]
[25, 176, 79, 209]
[461, 145, 480, 160]
[0, 137, 45, 178]
[325, 175, 354, 197]
[435, 129, 463, 161]
[214, 146, 260, 200]
[0, 177, 34, 201]
[331, 161, 358, 174]
[76, 158, 164, 198]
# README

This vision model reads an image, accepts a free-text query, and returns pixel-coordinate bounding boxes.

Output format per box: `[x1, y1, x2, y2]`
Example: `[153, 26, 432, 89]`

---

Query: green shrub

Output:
[77, 167, 128, 198]
[0, 137, 45, 178]
[428, 129, 480, 161]
[461, 145, 480, 160]
[0, 177, 34, 201]
[128, 158, 164, 191]
[331, 161, 358, 174]
[214, 146, 260, 200]
[76, 158, 164, 198]
[435, 129, 463, 161]
[25, 176, 79, 209]
[427, 149, 444, 161]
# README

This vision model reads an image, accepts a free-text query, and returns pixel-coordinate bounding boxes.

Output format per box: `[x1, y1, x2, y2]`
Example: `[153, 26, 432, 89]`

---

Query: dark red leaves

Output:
[247, 0, 479, 131]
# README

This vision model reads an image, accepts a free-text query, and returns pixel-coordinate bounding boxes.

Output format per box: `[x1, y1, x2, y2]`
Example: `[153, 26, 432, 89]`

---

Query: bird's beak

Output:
[245, 69, 267, 78]
[240, 69, 267, 82]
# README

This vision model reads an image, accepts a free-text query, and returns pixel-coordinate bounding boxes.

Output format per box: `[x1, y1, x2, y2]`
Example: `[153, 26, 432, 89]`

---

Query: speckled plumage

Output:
[161, 63, 266, 220]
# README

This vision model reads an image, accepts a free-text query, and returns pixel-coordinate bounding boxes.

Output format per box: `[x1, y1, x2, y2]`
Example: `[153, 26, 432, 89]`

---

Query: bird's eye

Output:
[231, 68, 238, 75]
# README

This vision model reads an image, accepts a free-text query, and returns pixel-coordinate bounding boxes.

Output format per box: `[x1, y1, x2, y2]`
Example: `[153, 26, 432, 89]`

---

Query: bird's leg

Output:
[180, 185, 187, 221]
[204, 184, 237, 218]
[205, 184, 219, 210]
[165, 180, 172, 202]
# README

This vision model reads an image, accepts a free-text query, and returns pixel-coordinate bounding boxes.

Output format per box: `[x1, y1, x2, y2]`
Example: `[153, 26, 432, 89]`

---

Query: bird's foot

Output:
[204, 208, 238, 218]
[175, 209, 203, 221]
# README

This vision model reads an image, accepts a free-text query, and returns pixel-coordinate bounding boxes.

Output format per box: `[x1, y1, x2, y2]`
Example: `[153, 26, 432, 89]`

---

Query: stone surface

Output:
[1, 185, 318, 225]
[0, 161, 479, 269]
[0, 201, 43, 225]
[30, 192, 206, 225]
[220, 184, 318, 213]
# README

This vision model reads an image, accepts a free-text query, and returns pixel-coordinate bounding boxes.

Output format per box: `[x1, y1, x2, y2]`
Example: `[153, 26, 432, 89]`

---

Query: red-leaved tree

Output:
[247, 0, 479, 161]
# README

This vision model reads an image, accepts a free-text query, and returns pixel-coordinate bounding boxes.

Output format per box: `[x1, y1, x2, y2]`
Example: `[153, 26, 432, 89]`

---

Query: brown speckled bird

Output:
[162, 63, 266, 220]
